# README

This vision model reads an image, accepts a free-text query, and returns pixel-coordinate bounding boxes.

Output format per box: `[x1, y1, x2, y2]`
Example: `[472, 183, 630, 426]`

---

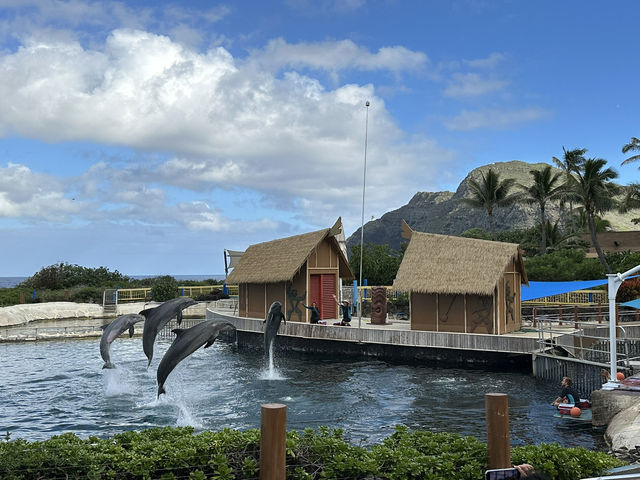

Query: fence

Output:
[532, 315, 640, 394]
[108, 284, 239, 304]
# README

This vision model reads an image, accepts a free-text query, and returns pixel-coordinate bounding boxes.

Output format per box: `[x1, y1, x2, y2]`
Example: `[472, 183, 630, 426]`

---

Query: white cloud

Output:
[443, 72, 508, 97]
[463, 52, 505, 69]
[0, 163, 81, 220]
[444, 107, 551, 131]
[0, 27, 453, 236]
[250, 38, 428, 74]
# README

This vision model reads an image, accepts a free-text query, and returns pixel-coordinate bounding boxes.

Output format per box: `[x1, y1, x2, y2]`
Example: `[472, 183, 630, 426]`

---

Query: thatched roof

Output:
[393, 225, 527, 296]
[226, 221, 353, 284]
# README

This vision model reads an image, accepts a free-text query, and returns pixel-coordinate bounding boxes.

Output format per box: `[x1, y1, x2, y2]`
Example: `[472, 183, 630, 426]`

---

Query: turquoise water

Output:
[0, 337, 605, 449]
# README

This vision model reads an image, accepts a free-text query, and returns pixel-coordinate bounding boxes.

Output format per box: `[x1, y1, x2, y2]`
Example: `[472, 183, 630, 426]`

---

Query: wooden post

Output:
[558, 305, 563, 326]
[485, 393, 510, 469]
[532, 307, 537, 328]
[260, 403, 286, 480]
[573, 305, 579, 329]
[19, 291, 25, 304]
[598, 303, 602, 324]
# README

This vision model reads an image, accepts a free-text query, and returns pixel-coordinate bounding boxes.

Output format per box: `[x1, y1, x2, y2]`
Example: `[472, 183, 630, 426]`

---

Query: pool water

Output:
[0, 336, 605, 449]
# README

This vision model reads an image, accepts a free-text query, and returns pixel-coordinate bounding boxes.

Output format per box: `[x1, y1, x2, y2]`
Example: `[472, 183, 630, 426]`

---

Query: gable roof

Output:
[226, 219, 354, 284]
[393, 222, 527, 296]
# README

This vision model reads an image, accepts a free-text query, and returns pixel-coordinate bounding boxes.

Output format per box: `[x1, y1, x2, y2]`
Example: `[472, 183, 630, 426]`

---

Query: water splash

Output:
[103, 367, 134, 396]
[260, 341, 286, 380]
[175, 400, 203, 428]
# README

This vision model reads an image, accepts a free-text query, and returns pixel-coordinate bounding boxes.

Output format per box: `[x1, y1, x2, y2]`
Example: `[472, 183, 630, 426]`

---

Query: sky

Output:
[1, 0, 639, 277]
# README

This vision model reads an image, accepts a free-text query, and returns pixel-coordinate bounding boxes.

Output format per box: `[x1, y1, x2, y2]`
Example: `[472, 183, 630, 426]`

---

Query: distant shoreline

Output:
[0, 274, 226, 289]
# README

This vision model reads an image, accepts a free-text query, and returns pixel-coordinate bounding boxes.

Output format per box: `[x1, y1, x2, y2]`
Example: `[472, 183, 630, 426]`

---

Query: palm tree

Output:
[519, 165, 563, 254]
[618, 183, 640, 225]
[622, 137, 640, 167]
[567, 158, 619, 273]
[461, 168, 521, 240]
[552, 147, 587, 230]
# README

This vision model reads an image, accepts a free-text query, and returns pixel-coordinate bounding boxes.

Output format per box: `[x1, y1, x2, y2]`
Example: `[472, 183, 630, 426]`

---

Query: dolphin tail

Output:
[102, 362, 116, 369]
[157, 384, 166, 398]
[177, 310, 183, 325]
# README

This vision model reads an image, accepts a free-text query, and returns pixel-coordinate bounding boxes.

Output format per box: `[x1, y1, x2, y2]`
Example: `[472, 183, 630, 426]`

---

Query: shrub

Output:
[0, 426, 624, 480]
[150, 276, 179, 302]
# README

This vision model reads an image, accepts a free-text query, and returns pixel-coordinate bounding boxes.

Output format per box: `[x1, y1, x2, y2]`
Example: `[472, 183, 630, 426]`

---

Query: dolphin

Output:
[263, 301, 286, 355]
[140, 297, 198, 367]
[156, 320, 236, 397]
[100, 314, 145, 369]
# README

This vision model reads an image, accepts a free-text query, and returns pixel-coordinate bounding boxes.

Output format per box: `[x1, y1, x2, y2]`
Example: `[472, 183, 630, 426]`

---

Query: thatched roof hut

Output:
[226, 218, 353, 321]
[393, 220, 527, 334]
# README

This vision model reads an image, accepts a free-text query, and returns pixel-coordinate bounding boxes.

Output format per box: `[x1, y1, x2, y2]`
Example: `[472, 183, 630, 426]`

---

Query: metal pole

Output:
[607, 264, 640, 382]
[358, 100, 370, 336]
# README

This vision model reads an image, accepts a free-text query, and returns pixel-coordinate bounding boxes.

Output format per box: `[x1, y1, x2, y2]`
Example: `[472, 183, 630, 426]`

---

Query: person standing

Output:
[303, 302, 320, 324]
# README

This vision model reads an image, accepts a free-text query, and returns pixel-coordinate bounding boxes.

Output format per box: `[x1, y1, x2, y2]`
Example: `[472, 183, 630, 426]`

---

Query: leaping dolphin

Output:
[100, 314, 145, 369]
[263, 301, 286, 356]
[140, 297, 197, 367]
[156, 320, 236, 397]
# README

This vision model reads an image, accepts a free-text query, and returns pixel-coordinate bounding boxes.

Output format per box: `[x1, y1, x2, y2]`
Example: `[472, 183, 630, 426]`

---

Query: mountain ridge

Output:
[345, 160, 636, 252]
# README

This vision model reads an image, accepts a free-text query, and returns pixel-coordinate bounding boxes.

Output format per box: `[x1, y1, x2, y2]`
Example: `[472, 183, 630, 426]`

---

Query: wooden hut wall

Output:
[238, 283, 248, 317]
[266, 282, 287, 320]
[437, 294, 465, 333]
[465, 295, 494, 334]
[287, 268, 307, 322]
[410, 292, 437, 331]
[502, 259, 522, 333]
[245, 283, 267, 319]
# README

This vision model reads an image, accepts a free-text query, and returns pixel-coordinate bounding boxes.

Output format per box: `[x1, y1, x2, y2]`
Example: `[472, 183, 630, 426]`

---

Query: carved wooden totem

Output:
[370, 287, 388, 325]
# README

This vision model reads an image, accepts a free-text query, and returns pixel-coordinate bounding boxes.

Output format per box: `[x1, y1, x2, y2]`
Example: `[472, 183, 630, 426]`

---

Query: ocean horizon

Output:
[0, 274, 226, 289]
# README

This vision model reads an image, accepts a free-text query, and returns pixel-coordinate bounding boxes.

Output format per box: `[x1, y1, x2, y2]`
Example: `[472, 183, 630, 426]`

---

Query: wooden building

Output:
[583, 231, 640, 258]
[393, 221, 528, 335]
[225, 218, 354, 322]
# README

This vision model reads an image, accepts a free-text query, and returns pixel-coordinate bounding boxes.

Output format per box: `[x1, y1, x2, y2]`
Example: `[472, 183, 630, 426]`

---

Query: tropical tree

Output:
[518, 165, 563, 254]
[567, 158, 619, 273]
[552, 147, 587, 228]
[622, 137, 640, 167]
[618, 182, 640, 225]
[460, 168, 521, 239]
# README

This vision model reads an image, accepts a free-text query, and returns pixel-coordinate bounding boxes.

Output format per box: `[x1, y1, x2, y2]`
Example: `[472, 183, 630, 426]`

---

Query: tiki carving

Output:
[370, 287, 388, 325]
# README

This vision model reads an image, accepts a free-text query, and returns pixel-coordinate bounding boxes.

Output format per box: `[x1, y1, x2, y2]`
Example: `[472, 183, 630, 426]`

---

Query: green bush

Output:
[150, 276, 179, 302]
[0, 426, 623, 480]
[524, 249, 604, 281]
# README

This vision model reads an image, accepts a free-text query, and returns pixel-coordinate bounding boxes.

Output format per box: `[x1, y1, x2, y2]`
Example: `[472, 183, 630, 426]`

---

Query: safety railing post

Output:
[260, 403, 286, 480]
[486, 393, 510, 469]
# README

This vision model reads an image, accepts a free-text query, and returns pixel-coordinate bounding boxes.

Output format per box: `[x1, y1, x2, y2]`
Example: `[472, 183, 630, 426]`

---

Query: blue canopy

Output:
[521, 279, 608, 301]
[620, 299, 640, 309]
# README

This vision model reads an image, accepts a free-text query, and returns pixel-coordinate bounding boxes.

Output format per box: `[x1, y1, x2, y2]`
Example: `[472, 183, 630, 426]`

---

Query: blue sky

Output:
[0, 0, 638, 276]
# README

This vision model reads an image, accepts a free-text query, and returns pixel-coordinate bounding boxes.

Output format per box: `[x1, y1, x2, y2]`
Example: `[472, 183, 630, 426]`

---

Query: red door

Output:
[310, 274, 336, 319]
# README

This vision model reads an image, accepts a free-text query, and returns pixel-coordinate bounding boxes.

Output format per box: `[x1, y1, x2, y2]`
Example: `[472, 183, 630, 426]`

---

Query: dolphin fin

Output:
[157, 384, 166, 398]
[128, 325, 135, 337]
[139, 308, 152, 317]
[171, 328, 186, 336]
[177, 310, 183, 325]
[204, 338, 216, 348]
[102, 362, 116, 369]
